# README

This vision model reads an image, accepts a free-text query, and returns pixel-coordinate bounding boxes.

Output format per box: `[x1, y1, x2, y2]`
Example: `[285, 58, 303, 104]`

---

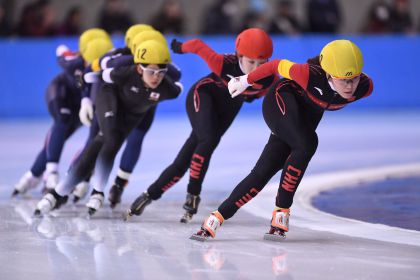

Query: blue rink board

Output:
[313, 176, 420, 231]
[1, 35, 420, 118]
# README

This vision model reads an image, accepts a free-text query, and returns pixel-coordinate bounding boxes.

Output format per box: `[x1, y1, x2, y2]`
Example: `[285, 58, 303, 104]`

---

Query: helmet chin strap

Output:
[328, 80, 337, 92]
[326, 74, 338, 92]
[238, 56, 247, 75]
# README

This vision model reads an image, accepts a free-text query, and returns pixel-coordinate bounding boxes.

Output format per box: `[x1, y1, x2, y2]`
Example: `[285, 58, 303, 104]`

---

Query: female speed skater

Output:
[125, 28, 278, 223]
[34, 40, 183, 217]
[190, 39, 374, 241]
[11, 30, 112, 197]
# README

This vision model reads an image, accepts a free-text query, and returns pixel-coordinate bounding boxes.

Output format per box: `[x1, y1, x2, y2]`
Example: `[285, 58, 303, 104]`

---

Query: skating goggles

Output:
[139, 65, 168, 77]
[331, 75, 361, 86]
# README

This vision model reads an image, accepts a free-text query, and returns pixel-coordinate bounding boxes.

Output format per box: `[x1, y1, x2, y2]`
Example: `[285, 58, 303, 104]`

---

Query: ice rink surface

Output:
[1, 109, 420, 280]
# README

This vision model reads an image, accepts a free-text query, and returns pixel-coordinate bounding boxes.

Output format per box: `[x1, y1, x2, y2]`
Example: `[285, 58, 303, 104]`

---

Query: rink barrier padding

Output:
[0, 35, 419, 118]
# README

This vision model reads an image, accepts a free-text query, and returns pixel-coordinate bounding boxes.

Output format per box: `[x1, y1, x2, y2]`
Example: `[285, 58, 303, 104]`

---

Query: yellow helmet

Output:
[125, 24, 154, 49]
[134, 40, 171, 64]
[319, 40, 364, 79]
[130, 30, 167, 55]
[79, 28, 110, 53]
[82, 38, 114, 64]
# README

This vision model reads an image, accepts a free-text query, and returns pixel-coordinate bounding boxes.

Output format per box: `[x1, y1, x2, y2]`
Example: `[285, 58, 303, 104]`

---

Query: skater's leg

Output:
[185, 85, 242, 197]
[87, 85, 142, 214]
[30, 147, 47, 178]
[109, 106, 156, 207]
[43, 78, 81, 191]
[55, 134, 104, 197]
[71, 116, 100, 202]
[13, 146, 47, 195]
[261, 90, 322, 210]
[146, 132, 198, 200]
[43, 120, 79, 191]
[191, 134, 289, 240]
[217, 134, 289, 219]
[126, 132, 197, 219]
[261, 87, 322, 239]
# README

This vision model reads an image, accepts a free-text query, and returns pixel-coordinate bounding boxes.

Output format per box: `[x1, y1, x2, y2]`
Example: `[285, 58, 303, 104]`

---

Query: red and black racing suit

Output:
[217, 57, 374, 219]
[146, 39, 278, 201]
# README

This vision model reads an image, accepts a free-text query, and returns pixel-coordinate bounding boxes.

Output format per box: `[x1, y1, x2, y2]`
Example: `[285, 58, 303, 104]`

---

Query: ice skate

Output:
[123, 191, 151, 221]
[72, 181, 89, 203]
[264, 208, 289, 242]
[190, 211, 224, 242]
[86, 190, 104, 216]
[42, 172, 59, 194]
[12, 171, 41, 197]
[108, 182, 125, 209]
[34, 190, 68, 216]
[180, 193, 200, 223]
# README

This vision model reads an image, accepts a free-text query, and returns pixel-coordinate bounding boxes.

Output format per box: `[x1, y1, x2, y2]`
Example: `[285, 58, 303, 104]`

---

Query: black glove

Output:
[171, 39, 183, 54]
[111, 47, 131, 56]
[74, 70, 85, 89]
[242, 94, 259, 103]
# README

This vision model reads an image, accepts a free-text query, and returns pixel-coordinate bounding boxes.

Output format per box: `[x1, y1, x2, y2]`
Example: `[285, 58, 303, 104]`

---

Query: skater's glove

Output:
[228, 74, 251, 98]
[56, 44, 70, 57]
[175, 81, 184, 93]
[84, 72, 101, 83]
[170, 39, 183, 54]
[79, 97, 94, 126]
[243, 94, 259, 103]
[74, 71, 85, 89]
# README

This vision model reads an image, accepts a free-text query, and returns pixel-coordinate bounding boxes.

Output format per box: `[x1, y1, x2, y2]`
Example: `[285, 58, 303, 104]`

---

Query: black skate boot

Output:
[180, 193, 201, 223]
[72, 181, 89, 203]
[41, 172, 59, 195]
[34, 189, 68, 216]
[123, 191, 152, 221]
[86, 189, 105, 217]
[108, 183, 125, 209]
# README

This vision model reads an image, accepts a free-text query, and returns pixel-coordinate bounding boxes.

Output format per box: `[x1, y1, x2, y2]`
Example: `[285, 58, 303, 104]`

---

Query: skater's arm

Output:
[102, 66, 132, 84]
[160, 76, 183, 100]
[167, 63, 182, 82]
[57, 53, 84, 73]
[180, 39, 224, 76]
[99, 54, 134, 70]
[246, 59, 312, 89]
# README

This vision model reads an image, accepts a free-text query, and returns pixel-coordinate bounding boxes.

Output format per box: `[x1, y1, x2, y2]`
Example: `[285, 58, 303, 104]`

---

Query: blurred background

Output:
[0, 3, 419, 279]
[1, 0, 419, 36]
[0, 0, 419, 118]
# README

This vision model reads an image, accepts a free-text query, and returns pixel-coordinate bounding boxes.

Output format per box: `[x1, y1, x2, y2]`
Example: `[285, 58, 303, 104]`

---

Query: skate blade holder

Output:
[109, 203, 118, 209]
[72, 196, 80, 204]
[85, 208, 97, 219]
[123, 210, 133, 221]
[33, 209, 42, 218]
[11, 189, 20, 197]
[180, 212, 193, 223]
[263, 232, 286, 242]
[190, 233, 208, 242]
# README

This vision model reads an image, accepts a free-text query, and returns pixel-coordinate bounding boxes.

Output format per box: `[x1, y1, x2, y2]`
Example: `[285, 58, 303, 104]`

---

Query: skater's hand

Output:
[242, 94, 259, 103]
[228, 74, 251, 98]
[170, 39, 183, 54]
[79, 97, 94, 126]
[55, 44, 70, 57]
[84, 72, 101, 83]
[175, 81, 184, 93]
[75, 71, 85, 89]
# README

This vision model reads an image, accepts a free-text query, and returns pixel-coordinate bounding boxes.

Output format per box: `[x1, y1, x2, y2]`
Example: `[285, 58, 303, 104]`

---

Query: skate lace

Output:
[272, 211, 289, 231]
[202, 214, 222, 237]
[88, 193, 104, 208]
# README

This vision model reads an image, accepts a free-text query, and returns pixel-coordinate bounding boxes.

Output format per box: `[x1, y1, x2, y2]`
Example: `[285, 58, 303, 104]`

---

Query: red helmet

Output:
[235, 28, 273, 60]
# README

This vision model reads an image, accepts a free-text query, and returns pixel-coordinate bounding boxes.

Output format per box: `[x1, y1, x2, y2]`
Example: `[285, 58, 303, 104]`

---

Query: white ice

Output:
[1, 109, 420, 280]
